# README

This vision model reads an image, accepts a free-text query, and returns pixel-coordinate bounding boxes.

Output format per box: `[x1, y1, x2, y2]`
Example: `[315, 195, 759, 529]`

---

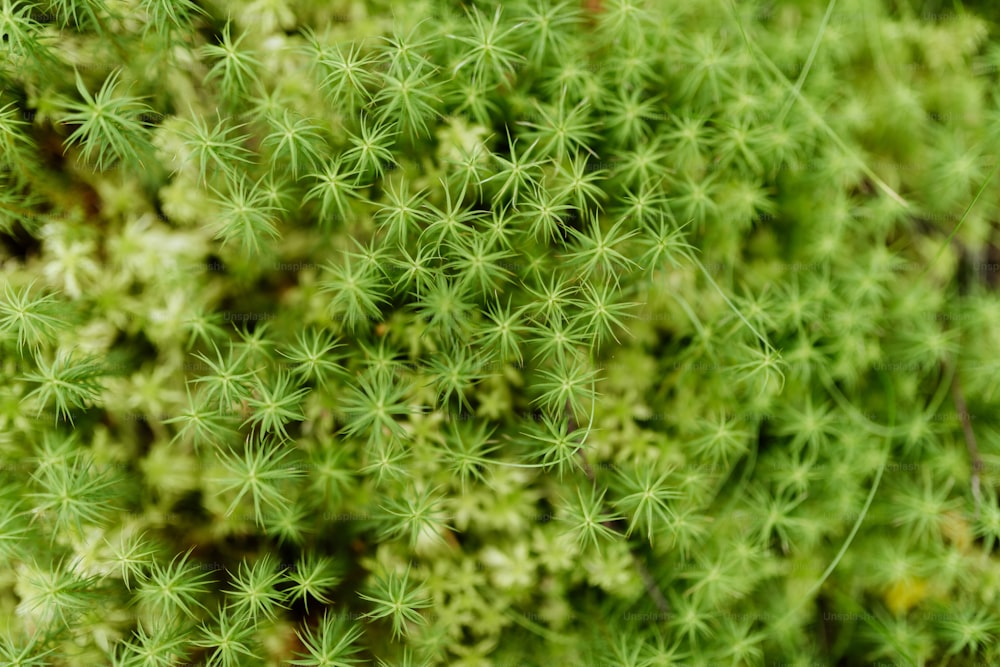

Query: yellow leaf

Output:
[884, 577, 928, 616]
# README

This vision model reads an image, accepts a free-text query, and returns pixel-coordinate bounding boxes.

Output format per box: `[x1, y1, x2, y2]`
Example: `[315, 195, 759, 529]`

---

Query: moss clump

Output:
[2, 0, 1000, 665]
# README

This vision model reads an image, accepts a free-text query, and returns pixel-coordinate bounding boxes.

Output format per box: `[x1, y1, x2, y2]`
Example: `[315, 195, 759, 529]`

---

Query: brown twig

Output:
[632, 553, 672, 617]
[567, 400, 672, 617]
[951, 370, 983, 520]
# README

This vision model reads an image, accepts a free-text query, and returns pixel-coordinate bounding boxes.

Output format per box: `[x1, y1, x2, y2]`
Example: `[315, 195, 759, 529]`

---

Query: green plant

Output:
[59, 70, 155, 172]
[3, 0, 1000, 665]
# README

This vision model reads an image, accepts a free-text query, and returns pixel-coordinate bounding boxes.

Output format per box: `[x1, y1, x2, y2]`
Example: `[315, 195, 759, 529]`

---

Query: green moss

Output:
[2, 0, 1000, 665]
